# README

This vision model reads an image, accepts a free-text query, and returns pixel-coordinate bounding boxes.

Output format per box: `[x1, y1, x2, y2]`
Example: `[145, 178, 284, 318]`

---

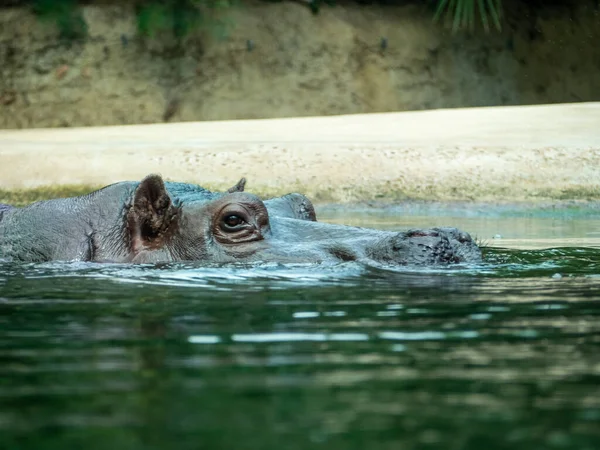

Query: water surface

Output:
[1, 206, 599, 449]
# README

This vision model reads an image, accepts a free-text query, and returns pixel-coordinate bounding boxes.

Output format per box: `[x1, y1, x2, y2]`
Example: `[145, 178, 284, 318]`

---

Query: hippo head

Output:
[126, 175, 270, 263]
[123, 175, 481, 266]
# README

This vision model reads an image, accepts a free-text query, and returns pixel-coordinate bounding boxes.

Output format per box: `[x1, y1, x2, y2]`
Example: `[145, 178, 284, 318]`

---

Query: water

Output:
[1, 206, 600, 449]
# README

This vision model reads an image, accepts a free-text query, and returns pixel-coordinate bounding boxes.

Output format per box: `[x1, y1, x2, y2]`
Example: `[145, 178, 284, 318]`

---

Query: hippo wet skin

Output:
[0, 175, 482, 265]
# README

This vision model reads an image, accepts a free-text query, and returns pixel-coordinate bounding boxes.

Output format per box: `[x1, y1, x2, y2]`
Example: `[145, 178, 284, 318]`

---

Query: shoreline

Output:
[1, 102, 599, 205]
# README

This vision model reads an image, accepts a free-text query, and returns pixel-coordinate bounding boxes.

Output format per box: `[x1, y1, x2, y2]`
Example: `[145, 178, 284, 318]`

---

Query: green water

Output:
[1, 207, 600, 449]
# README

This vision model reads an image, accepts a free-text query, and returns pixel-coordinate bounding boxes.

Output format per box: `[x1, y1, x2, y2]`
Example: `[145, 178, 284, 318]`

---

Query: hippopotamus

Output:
[0, 175, 482, 265]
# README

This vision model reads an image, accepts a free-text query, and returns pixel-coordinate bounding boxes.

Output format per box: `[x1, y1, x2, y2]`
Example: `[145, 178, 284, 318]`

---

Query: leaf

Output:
[432, 0, 503, 32]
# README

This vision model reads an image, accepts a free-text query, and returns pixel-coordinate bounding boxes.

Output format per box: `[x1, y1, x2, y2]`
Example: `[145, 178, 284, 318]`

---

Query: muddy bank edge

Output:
[1, 103, 600, 205]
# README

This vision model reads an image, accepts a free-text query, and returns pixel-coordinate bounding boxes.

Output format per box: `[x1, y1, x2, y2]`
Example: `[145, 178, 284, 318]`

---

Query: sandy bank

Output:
[1, 102, 599, 203]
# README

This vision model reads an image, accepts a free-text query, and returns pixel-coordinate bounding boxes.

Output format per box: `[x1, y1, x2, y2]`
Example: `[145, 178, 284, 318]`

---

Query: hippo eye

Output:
[221, 214, 246, 231]
[213, 201, 267, 245]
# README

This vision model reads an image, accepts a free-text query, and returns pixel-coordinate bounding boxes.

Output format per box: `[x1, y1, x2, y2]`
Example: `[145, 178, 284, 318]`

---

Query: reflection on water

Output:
[1, 208, 600, 449]
[320, 203, 600, 249]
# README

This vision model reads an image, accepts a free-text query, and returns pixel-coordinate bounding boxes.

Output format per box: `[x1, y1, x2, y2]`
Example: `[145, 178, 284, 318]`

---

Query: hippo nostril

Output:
[407, 229, 439, 238]
[457, 232, 472, 243]
[328, 245, 357, 262]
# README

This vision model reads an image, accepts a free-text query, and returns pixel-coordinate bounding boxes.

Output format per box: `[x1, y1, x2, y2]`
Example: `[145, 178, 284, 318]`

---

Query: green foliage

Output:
[27, 0, 234, 41]
[24, 0, 506, 41]
[0, 185, 101, 206]
[32, 0, 87, 40]
[432, 0, 503, 32]
[136, 0, 234, 39]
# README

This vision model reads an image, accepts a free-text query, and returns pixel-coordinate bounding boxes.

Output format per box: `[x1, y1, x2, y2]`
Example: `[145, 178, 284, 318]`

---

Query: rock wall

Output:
[0, 1, 599, 128]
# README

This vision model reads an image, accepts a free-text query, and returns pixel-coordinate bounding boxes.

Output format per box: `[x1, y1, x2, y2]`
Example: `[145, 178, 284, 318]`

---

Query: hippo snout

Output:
[369, 227, 481, 266]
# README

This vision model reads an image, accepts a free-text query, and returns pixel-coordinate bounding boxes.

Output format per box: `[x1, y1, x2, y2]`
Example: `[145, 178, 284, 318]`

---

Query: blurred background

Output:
[1, 0, 599, 129]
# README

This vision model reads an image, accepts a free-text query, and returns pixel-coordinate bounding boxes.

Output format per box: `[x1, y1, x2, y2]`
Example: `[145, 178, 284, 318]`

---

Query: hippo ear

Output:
[227, 177, 246, 193]
[128, 175, 181, 249]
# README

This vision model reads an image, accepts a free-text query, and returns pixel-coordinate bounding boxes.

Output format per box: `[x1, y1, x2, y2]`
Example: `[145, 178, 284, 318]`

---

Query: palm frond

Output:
[433, 0, 503, 32]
